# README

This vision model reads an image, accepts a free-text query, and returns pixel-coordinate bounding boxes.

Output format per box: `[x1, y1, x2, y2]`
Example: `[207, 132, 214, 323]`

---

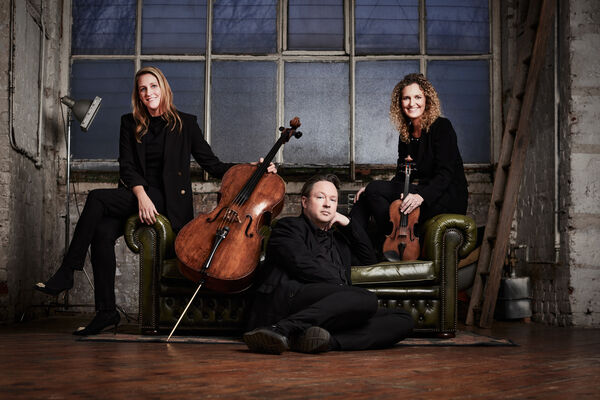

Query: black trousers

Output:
[276, 283, 414, 350]
[62, 187, 165, 311]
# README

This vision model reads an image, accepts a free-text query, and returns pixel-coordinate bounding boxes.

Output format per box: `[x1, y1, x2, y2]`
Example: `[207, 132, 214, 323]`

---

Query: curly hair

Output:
[131, 66, 182, 143]
[390, 73, 441, 144]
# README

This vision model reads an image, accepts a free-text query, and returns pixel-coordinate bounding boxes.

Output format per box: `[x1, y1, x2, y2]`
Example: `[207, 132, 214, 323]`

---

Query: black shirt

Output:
[145, 116, 167, 189]
[311, 221, 347, 284]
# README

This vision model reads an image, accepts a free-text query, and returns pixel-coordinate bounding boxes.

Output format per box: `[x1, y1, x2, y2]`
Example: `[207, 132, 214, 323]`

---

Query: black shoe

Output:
[34, 265, 74, 296]
[243, 325, 289, 355]
[73, 310, 120, 336]
[290, 326, 332, 354]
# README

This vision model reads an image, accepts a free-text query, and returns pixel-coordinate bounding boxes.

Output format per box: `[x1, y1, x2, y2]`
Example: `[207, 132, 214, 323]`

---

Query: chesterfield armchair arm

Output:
[351, 214, 477, 337]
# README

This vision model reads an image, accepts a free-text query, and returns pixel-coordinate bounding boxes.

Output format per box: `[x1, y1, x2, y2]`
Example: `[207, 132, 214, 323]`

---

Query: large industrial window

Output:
[69, 0, 497, 171]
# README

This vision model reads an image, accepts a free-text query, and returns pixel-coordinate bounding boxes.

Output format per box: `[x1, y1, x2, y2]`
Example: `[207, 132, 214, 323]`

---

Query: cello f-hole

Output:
[244, 215, 254, 238]
[207, 207, 226, 223]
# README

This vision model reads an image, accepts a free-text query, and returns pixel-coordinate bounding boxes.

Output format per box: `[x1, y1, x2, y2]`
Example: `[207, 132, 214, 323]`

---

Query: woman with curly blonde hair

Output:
[35, 66, 275, 335]
[350, 73, 468, 260]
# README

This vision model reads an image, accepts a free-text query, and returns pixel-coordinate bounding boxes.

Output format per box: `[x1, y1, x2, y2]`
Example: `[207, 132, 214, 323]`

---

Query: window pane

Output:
[355, 61, 419, 164]
[284, 63, 349, 165]
[141, 62, 205, 128]
[427, 60, 490, 163]
[288, 0, 344, 51]
[426, 0, 489, 54]
[71, 0, 136, 55]
[71, 61, 134, 159]
[212, 0, 277, 54]
[211, 62, 277, 163]
[142, 0, 207, 54]
[355, 0, 419, 55]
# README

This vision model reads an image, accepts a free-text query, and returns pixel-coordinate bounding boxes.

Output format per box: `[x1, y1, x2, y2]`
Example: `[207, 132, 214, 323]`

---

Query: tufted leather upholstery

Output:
[124, 213, 476, 336]
[351, 214, 477, 334]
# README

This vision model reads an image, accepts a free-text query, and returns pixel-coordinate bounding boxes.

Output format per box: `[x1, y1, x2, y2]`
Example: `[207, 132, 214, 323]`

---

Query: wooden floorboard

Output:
[0, 314, 598, 399]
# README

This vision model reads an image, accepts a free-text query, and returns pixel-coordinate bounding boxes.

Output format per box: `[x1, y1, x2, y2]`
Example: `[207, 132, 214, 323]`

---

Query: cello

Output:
[174, 117, 302, 294]
[382, 156, 420, 261]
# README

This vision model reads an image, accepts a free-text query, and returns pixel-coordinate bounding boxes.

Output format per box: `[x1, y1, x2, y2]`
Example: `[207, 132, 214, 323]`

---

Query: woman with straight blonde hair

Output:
[350, 73, 468, 260]
[35, 66, 274, 335]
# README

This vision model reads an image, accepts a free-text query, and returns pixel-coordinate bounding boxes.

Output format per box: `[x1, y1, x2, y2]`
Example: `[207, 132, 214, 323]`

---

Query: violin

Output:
[174, 118, 302, 293]
[382, 156, 420, 261]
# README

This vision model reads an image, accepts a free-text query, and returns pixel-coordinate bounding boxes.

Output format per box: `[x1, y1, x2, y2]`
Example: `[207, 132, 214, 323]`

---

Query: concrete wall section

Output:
[566, 0, 600, 326]
[0, 0, 12, 321]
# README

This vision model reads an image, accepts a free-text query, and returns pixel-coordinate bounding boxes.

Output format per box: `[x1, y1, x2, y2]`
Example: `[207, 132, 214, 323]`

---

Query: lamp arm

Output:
[65, 109, 71, 254]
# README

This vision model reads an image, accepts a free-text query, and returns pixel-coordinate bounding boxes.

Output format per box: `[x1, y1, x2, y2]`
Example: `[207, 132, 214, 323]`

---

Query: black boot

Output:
[243, 325, 290, 354]
[290, 326, 332, 354]
[73, 310, 120, 336]
[34, 265, 74, 296]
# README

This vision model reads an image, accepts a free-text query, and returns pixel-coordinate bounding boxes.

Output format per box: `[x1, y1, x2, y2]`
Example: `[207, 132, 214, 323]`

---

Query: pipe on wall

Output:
[8, 0, 46, 168]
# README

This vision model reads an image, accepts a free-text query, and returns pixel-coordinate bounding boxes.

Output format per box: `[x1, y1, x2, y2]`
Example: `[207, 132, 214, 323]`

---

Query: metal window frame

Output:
[70, 0, 500, 175]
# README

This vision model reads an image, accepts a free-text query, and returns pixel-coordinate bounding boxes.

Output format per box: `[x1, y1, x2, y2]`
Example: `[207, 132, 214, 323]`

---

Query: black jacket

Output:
[394, 117, 468, 215]
[247, 214, 377, 329]
[118, 111, 233, 231]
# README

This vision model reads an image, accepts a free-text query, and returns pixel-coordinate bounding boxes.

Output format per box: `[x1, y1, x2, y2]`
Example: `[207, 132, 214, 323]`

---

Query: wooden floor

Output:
[0, 313, 599, 399]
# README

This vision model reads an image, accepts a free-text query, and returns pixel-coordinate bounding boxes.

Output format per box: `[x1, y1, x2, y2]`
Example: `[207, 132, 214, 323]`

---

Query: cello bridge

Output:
[223, 208, 241, 224]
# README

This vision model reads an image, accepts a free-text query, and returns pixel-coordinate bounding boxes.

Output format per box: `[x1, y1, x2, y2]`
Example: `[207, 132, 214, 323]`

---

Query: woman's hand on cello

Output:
[251, 158, 278, 174]
[133, 186, 159, 225]
[400, 193, 424, 215]
[354, 187, 366, 202]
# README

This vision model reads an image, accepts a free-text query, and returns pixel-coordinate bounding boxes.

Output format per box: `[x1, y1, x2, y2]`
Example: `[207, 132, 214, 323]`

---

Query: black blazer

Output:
[118, 112, 233, 231]
[394, 117, 468, 215]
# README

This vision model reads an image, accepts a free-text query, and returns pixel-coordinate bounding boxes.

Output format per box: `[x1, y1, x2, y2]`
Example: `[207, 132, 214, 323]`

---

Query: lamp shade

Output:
[60, 96, 102, 131]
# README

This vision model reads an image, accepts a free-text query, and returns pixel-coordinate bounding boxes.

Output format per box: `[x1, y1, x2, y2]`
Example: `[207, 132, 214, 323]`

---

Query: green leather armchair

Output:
[124, 213, 477, 337]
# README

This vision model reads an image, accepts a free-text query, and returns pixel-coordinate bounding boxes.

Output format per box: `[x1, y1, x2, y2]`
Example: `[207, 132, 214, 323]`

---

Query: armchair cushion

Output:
[351, 261, 436, 285]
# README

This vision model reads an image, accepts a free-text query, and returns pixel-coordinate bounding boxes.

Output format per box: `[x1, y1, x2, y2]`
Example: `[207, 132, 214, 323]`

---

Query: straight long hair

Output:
[131, 66, 182, 143]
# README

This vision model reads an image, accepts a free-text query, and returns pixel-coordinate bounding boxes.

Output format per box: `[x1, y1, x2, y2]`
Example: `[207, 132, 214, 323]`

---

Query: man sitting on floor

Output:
[243, 174, 414, 354]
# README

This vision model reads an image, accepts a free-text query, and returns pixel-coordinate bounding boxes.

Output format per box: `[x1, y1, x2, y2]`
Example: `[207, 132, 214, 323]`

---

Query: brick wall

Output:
[1, 0, 67, 323]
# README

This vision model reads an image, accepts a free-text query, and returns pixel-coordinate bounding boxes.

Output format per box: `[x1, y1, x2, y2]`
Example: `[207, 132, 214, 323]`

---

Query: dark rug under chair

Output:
[78, 330, 516, 346]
